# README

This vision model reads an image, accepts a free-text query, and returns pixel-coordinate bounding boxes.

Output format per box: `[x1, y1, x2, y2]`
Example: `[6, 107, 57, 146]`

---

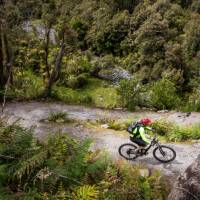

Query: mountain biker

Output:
[128, 118, 153, 148]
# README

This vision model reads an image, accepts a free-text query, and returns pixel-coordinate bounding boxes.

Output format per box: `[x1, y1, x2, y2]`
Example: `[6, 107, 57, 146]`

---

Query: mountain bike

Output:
[118, 134, 176, 163]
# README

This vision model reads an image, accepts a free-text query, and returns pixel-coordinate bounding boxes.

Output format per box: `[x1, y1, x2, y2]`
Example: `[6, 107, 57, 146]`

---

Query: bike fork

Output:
[159, 146, 166, 156]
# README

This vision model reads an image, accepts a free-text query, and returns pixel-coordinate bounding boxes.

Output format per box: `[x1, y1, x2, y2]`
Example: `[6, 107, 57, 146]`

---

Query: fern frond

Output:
[13, 150, 48, 180]
[72, 185, 99, 200]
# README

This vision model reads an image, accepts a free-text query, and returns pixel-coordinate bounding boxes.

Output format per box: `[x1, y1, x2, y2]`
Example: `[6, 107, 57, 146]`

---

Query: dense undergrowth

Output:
[0, 120, 168, 200]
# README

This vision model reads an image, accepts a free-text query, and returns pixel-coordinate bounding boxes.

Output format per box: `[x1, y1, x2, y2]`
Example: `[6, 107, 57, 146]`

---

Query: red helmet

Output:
[139, 118, 152, 126]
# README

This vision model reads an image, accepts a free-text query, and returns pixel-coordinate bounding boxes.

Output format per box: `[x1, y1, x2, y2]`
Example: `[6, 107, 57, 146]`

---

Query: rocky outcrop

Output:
[168, 155, 200, 200]
[98, 67, 131, 83]
[22, 21, 56, 44]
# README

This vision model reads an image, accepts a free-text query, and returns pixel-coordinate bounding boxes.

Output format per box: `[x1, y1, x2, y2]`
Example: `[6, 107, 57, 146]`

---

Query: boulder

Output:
[168, 155, 200, 200]
[98, 67, 131, 83]
[22, 21, 57, 44]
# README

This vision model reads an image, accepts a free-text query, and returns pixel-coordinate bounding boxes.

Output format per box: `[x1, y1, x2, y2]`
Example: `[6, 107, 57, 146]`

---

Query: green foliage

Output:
[191, 0, 200, 13]
[7, 70, 44, 100]
[3, 0, 200, 111]
[65, 54, 92, 76]
[46, 111, 71, 123]
[113, 0, 140, 13]
[0, 121, 107, 198]
[67, 74, 88, 89]
[0, 121, 168, 199]
[72, 185, 99, 200]
[150, 78, 181, 110]
[152, 120, 200, 142]
[91, 11, 130, 55]
[90, 118, 133, 131]
[92, 87, 120, 109]
[53, 78, 121, 109]
[52, 86, 92, 104]
[185, 87, 200, 111]
[118, 78, 147, 110]
[99, 161, 168, 200]
[70, 17, 89, 49]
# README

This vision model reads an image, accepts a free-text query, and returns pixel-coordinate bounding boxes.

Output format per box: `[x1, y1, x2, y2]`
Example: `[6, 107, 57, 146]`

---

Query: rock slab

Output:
[168, 154, 200, 200]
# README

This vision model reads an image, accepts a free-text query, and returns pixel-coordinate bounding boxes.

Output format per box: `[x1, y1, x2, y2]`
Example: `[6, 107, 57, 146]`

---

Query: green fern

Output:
[72, 185, 99, 200]
[13, 150, 48, 180]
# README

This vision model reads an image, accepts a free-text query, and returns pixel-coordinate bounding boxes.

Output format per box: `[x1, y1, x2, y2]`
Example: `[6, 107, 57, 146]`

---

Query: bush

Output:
[46, 111, 71, 123]
[66, 54, 92, 76]
[67, 74, 88, 89]
[152, 120, 173, 137]
[91, 11, 130, 55]
[90, 55, 117, 76]
[152, 120, 200, 142]
[52, 86, 92, 104]
[150, 78, 181, 110]
[93, 118, 133, 131]
[99, 161, 168, 200]
[185, 88, 200, 111]
[92, 87, 121, 109]
[117, 78, 146, 110]
[7, 70, 44, 100]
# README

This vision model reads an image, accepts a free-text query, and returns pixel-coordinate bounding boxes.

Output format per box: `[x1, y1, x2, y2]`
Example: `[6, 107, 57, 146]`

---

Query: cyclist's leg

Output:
[130, 137, 146, 147]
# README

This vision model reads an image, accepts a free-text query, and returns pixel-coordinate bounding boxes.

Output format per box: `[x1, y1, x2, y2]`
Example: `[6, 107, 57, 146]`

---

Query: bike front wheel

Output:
[153, 145, 176, 163]
[118, 143, 138, 160]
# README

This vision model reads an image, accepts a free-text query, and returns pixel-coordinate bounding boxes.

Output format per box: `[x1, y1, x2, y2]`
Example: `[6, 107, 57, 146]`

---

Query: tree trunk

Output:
[0, 24, 4, 94]
[45, 35, 65, 96]
[3, 32, 13, 84]
[44, 27, 51, 79]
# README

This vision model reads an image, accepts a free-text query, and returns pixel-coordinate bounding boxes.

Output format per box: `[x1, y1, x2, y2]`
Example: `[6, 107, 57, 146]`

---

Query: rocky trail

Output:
[1, 101, 200, 179]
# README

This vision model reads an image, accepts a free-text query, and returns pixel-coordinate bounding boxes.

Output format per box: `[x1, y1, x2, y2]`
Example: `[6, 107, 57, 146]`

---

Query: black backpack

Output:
[127, 122, 141, 134]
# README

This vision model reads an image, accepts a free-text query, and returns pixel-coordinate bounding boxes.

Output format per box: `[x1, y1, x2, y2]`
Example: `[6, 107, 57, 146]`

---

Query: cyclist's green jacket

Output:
[131, 126, 152, 144]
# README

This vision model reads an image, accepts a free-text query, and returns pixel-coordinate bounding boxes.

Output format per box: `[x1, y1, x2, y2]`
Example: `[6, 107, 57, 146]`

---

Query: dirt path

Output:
[1, 101, 200, 178]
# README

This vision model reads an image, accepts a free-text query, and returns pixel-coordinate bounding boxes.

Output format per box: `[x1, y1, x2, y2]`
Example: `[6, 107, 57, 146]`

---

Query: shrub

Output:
[67, 76, 80, 89]
[0, 121, 109, 198]
[92, 118, 133, 131]
[70, 17, 88, 49]
[152, 120, 173, 137]
[66, 55, 91, 76]
[7, 70, 44, 100]
[91, 11, 130, 55]
[169, 123, 200, 142]
[90, 55, 117, 76]
[77, 73, 88, 87]
[185, 87, 200, 111]
[52, 86, 92, 104]
[99, 161, 168, 200]
[117, 78, 146, 110]
[67, 74, 88, 89]
[92, 87, 121, 109]
[150, 78, 181, 110]
[152, 120, 200, 142]
[46, 111, 71, 123]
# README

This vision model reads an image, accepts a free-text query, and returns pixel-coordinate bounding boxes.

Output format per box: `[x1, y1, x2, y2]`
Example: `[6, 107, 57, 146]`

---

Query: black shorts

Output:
[130, 137, 147, 147]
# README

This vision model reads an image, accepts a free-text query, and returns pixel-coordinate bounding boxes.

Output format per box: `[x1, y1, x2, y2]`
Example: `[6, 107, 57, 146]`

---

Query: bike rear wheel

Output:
[153, 145, 176, 163]
[118, 143, 138, 160]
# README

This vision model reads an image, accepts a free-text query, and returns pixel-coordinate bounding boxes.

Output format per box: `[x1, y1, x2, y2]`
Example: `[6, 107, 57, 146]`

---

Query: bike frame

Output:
[142, 135, 166, 156]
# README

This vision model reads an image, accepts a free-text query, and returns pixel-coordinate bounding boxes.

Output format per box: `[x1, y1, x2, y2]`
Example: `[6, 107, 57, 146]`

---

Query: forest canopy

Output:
[0, 0, 200, 111]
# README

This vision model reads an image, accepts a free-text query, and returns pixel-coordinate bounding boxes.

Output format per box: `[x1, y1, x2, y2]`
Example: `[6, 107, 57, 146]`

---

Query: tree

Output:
[113, 0, 140, 13]
[117, 78, 145, 110]
[44, 0, 77, 96]
[0, 0, 22, 100]
[151, 78, 180, 109]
